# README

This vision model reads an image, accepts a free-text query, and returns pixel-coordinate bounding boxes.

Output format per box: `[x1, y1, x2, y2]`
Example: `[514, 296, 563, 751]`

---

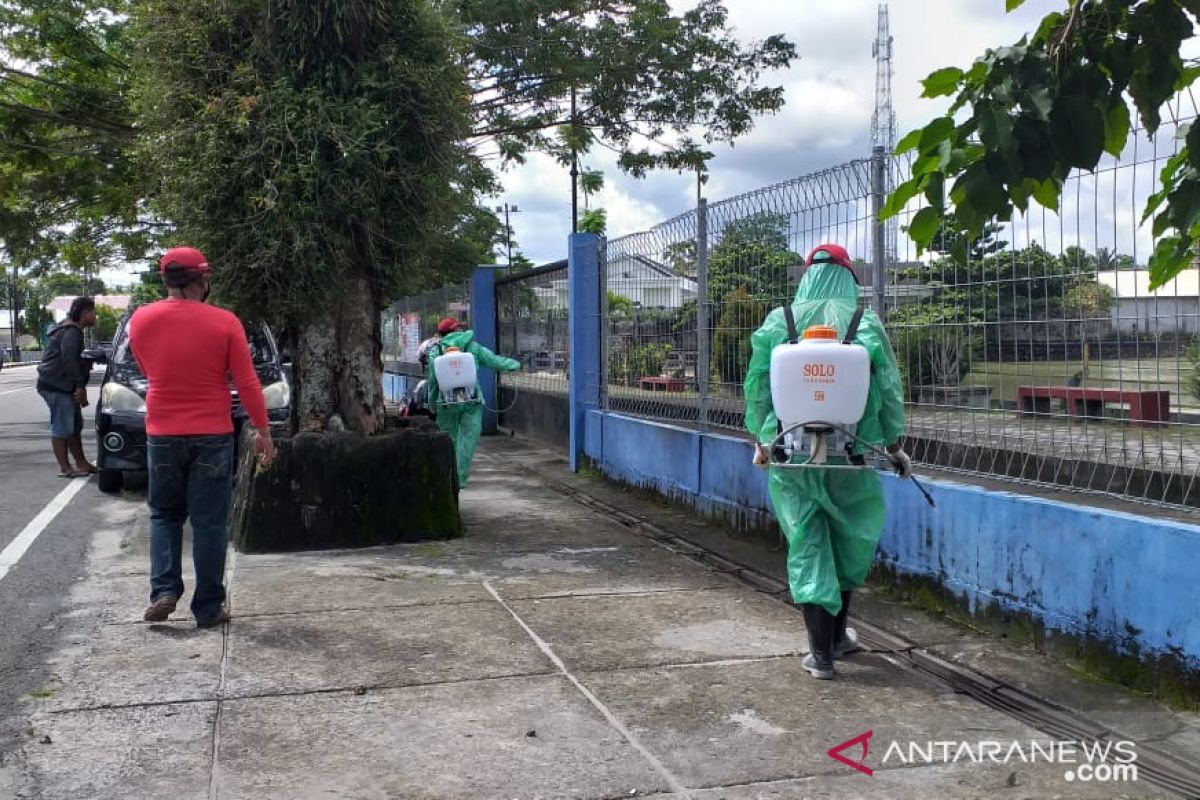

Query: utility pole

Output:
[570, 85, 579, 234]
[494, 203, 521, 271]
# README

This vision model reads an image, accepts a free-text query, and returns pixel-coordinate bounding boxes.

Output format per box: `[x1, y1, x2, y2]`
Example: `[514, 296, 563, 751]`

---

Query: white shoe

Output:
[801, 653, 835, 680]
[833, 627, 860, 659]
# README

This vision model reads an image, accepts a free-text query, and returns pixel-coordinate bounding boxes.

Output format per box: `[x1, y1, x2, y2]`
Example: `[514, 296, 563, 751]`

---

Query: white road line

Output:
[482, 580, 692, 797]
[0, 478, 90, 584]
[0, 387, 33, 397]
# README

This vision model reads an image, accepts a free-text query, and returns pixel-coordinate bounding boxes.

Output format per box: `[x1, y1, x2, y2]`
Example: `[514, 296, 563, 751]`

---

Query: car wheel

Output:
[97, 469, 123, 494]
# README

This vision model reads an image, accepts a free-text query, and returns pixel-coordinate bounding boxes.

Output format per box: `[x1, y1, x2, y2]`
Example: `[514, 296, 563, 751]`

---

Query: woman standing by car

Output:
[36, 297, 97, 478]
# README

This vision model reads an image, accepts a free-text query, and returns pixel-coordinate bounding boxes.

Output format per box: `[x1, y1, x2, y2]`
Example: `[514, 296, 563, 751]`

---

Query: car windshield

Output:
[112, 317, 276, 368]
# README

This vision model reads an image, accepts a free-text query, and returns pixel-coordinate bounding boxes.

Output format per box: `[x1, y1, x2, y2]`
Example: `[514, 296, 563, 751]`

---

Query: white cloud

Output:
[499, 0, 1070, 264]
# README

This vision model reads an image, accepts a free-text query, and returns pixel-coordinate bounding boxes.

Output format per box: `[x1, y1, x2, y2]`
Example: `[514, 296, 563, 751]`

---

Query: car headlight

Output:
[262, 380, 291, 410]
[101, 383, 146, 413]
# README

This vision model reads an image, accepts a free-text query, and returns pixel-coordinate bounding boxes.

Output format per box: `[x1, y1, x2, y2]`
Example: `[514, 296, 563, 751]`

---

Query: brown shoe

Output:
[143, 595, 178, 622]
[196, 608, 231, 629]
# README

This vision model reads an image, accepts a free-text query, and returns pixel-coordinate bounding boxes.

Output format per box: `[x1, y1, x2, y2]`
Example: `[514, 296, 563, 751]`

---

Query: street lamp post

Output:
[494, 203, 521, 272]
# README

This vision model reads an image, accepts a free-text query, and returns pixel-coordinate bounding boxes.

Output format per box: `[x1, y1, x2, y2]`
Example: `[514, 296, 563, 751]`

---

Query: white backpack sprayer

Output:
[762, 305, 935, 508]
[432, 345, 521, 413]
[433, 346, 479, 405]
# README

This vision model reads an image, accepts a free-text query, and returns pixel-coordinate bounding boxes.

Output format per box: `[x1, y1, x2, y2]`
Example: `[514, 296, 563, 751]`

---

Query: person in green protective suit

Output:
[744, 244, 911, 680]
[426, 318, 521, 488]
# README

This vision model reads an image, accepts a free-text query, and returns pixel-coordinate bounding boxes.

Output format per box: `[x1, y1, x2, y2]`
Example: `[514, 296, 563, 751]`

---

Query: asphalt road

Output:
[0, 365, 115, 758]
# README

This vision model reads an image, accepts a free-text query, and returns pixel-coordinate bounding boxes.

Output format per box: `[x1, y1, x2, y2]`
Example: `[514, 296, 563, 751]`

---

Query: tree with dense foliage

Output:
[706, 213, 802, 305]
[5, 0, 795, 434]
[883, 0, 1200, 288]
[457, 0, 795, 176]
[133, 0, 473, 433]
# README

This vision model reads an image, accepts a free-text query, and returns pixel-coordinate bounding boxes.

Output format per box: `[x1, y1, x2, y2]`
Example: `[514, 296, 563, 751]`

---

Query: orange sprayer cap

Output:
[446, 346, 462, 352]
[802, 325, 839, 340]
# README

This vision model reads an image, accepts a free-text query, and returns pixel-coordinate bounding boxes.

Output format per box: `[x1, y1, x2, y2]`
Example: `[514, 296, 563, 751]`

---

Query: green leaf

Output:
[919, 117, 956, 152]
[1031, 178, 1061, 210]
[924, 172, 945, 209]
[880, 176, 924, 220]
[922, 67, 964, 98]
[978, 102, 1015, 153]
[1050, 95, 1106, 169]
[1167, 176, 1200, 232]
[1006, 0, 1027, 10]
[895, 128, 922, 154]
[1103, 100, 1130, 158]
[1148, 235, 1194, 289]
[908, 206, 943, 247]
[1188, 120, 1200, 171]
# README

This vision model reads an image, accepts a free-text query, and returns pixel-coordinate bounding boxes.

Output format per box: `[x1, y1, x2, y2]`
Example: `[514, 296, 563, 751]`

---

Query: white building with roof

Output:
[534, 254, 698, 311]
[1097, 270, 1200, 334]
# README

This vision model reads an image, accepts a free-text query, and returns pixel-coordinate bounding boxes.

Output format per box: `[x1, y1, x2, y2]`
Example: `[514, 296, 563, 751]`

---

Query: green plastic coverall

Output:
[743, 263, 906, 616]
[426, 329, 520, 488]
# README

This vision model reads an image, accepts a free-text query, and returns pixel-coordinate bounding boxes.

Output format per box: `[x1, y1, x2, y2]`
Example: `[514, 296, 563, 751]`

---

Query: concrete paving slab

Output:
[222, 602, 554, 697]
[215, 675, 671, 799]
[227, 558, 492, 616]
[485, 545, 735, 600]
[508, 589, 808, 672]
[585, 657, 1164, 797]
[101, 572, 197, 624]
[37, 620, 224, 711]
[17, 701, 214, 800]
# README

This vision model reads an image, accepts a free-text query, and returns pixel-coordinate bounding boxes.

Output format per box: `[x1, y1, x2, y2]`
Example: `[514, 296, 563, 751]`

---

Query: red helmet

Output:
[159, 246, 210, 274]
[437, 317, 462, 335]
[804, 244, 853, 269]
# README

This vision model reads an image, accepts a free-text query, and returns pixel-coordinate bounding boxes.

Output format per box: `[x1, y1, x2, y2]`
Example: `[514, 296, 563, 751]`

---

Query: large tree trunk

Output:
[293, 263, 386, 434]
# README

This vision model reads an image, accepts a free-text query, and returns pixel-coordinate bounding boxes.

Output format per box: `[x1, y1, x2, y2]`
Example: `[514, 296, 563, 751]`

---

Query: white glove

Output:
[752, 443, 770, 468]
[890, 449, 913, 479]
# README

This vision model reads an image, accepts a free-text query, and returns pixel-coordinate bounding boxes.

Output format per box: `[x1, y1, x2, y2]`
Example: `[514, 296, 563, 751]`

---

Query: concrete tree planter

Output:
[230, 417, 462, 553]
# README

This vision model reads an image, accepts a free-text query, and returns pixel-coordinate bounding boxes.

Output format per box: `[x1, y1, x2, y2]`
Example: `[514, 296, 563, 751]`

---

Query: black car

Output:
[88, 314, 291, 493]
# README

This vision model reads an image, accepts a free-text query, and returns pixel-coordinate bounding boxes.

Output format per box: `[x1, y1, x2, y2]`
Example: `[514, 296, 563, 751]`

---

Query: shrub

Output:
[712, 286, 766, 384]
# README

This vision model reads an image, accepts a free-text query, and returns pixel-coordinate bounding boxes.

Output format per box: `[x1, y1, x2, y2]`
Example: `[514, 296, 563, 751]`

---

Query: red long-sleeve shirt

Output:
[129, 299, 270, 436]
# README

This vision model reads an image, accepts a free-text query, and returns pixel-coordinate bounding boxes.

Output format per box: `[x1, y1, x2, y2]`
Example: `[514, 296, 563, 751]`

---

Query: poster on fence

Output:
[399, 313, 422, 363]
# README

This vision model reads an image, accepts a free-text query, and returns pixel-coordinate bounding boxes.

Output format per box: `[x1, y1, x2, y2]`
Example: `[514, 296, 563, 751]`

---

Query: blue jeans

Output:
[147, 434, 234, 624]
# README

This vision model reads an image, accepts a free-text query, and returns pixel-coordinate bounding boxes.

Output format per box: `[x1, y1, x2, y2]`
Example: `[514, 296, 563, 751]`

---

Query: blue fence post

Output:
[568, 233, 602, 472]
[471, 266, 499, 435]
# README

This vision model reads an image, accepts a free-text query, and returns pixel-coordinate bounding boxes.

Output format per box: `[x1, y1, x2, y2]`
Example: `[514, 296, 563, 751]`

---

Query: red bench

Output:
[639, 376, 687, 392]
[1016, 386, 1170, 425]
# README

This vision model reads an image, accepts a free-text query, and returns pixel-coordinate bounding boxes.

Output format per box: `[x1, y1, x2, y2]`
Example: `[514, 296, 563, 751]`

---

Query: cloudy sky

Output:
[496, 0, 1068, 266]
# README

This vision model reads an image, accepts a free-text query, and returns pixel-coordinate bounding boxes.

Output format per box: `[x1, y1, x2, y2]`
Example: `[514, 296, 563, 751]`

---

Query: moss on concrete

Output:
[231, 421, 462, 553]
[869, 562, 1200, 711]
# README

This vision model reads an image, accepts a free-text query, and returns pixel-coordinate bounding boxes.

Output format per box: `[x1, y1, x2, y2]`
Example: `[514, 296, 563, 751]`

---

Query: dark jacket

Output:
[37, 323, 88, 394]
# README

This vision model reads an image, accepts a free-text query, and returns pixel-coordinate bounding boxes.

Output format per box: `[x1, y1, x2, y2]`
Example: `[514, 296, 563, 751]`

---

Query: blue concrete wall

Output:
[583, 409, 1200, 669]
[470, 267, 499, 435]
[568, 233, 603, 472]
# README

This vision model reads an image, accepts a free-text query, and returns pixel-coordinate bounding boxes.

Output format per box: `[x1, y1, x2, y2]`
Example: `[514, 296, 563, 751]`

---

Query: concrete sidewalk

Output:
[3, 437, 1197, 799]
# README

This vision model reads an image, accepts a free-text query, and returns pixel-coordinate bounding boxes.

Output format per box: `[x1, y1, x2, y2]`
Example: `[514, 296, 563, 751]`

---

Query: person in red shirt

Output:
[130, 246, 275, 628]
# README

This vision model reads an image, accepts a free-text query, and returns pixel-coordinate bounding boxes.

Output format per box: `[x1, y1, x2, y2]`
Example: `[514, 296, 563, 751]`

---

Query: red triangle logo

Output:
[827, 730, 874, 776]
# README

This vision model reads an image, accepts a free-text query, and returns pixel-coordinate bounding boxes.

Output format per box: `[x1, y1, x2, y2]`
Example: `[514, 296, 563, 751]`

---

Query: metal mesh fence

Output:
[496, 261, 570, 397]
[602, 96, 1200, 510]
[603, 161, 877, 429]
[383, 283, 471, 379]
[887, 99, 1200, 507]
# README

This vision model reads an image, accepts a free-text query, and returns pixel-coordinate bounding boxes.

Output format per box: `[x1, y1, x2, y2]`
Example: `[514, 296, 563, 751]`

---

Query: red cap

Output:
[437, 317, 461, 335]
[805, 244, 853, 269]
[159, 246, 210, 274]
